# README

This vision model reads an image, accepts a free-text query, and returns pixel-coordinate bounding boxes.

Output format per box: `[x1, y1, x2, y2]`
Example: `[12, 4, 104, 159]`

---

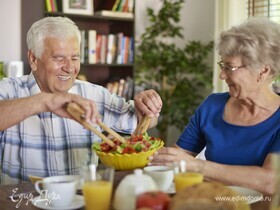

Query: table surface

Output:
[0, 170, 272, 210]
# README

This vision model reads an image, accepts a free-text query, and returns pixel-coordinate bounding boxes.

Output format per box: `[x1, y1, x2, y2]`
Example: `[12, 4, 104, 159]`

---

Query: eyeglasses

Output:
[217, 61, 245, 73]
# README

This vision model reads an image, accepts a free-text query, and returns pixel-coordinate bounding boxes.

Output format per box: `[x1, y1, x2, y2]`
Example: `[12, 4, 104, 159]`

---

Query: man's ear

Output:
[27, 50, 38, 72]
[257, 65, 271, 82]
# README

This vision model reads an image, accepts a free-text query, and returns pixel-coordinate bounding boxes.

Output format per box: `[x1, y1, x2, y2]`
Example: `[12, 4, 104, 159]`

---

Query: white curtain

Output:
[213, 0, 247, 93]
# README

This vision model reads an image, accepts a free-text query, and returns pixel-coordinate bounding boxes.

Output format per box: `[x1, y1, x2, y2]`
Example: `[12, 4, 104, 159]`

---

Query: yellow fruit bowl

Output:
[95, 141, 164, 170]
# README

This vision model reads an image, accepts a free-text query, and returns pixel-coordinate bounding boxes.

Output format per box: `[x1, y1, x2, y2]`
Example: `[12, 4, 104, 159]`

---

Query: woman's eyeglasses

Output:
[217, 61, 245, 72]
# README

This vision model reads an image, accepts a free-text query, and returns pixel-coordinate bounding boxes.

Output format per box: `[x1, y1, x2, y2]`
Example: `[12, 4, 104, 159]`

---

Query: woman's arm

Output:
[150, 146, 276, 195]
[198, 153, 275, 195]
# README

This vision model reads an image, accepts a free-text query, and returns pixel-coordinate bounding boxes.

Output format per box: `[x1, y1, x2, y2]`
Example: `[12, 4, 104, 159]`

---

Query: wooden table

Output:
[0, 170, 272, 210]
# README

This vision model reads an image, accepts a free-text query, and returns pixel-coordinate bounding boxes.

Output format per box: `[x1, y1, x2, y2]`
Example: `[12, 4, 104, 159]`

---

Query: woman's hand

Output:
[149, 147, 194, 165]
[149, 147, 204, 172]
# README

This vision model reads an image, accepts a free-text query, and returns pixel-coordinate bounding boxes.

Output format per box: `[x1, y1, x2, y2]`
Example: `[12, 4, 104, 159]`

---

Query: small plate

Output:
[31, 195, 84, 210]
[228, 186, 263, 204]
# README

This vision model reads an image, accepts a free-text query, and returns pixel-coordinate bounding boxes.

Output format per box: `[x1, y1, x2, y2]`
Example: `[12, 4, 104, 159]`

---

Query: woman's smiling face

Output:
[33, 36, 80, 93]
[219, 56, 260, 100]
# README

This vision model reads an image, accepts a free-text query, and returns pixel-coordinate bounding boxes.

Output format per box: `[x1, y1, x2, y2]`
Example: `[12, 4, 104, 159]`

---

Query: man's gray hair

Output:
[27, 16, 81, 58]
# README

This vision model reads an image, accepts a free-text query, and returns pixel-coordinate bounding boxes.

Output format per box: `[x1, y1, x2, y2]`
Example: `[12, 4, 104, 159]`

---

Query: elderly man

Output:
[0, 16, 162, 184]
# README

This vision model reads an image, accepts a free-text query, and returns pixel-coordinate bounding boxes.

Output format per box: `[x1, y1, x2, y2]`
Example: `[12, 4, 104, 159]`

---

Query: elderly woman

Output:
[150, 18, 280, 195]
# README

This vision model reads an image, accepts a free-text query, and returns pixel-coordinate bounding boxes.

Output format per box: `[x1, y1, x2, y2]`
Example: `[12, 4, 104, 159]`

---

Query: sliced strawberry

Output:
[100, 142, 112, 152]
[122, 146, 136, 154]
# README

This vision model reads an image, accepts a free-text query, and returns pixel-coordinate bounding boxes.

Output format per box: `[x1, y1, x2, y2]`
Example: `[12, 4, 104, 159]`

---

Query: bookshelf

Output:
[21, 0, 135, 100]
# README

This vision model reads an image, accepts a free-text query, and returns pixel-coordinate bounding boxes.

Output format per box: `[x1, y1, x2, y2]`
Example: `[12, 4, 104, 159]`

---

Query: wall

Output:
[0, 0, 21, 64]
[136, 0, 215, 145]
[213, 0, 247, 93]
[136, 0, 215, 45]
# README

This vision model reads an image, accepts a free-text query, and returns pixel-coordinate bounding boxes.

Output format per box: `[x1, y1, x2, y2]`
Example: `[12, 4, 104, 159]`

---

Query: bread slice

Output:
[169, 182, 250, 210]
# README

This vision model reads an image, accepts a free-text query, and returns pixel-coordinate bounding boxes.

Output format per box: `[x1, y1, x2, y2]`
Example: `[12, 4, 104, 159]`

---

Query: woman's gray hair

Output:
[26, 16, 81, 58]
[217, 18, 280, 79]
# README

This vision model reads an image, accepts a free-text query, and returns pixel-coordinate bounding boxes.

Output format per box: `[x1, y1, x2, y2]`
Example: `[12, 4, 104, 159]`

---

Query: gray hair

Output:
[26, 16, 81, 58]
[217, 18, 280, 79]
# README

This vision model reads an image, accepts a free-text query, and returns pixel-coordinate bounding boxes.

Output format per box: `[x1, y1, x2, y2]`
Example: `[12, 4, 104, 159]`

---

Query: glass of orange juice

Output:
[270, 154, 280, 210]
[173, 160, 203, 192]
[81, 164, 114, 210]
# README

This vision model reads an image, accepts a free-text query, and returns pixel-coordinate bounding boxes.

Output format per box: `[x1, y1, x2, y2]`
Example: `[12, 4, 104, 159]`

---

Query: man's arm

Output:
[0, 93, 47, 131]
[0, 92, 100, 131]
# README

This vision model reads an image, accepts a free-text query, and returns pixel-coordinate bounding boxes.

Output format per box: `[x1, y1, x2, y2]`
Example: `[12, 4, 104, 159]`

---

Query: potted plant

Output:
[135, 0, 214, 140]
[272, 76, 280, 94]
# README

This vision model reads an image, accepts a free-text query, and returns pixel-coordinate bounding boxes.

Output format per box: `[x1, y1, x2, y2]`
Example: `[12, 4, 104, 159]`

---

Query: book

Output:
[106, 34, 116, 64]
[111, 81, 119, 94]
[84, 31, 89, 64]
[80, 30, 86, 64]
[128, 37, 134, 64]
[100, 35, 107, 64]
[127, 0, 134, 13]
[95, 10, 134, 19]
[122, 36, 130, 64]
[117, 0, 126, 11]
[88, 30, 97, 64]
[122, 0, 129, 12]
[112, 0, 122, 11]
[116, 33, 124, 64]
[116, 0, 125, 11]
[56, 0, 63, 12]
[50, 0, 57, 12]
[45, 0, 52, 12]
[106, 82, 114, 93]
[96, 34, 102, 63]
[122, 77, 134, 100]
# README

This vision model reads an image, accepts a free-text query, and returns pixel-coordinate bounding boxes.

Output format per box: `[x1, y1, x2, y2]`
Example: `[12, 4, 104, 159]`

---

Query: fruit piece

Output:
[136, 191, 171, 210]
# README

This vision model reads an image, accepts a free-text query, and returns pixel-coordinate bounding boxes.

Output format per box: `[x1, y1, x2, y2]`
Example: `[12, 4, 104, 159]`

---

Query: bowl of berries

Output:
[92, 133, 164, 170]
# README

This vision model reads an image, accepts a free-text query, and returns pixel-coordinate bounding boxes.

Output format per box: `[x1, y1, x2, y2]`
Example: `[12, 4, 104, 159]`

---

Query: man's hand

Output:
[45, 92, 99, 123]
[134, 89, 162, 118]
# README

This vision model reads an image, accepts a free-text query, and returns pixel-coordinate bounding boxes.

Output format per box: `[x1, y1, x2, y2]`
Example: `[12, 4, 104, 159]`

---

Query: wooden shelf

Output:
[45, 12, 134, 22]
[82, 63, 134, 67]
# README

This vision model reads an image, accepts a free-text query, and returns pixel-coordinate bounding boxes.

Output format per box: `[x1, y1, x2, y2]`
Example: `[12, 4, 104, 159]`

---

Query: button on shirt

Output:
[0, 73, 137, 184]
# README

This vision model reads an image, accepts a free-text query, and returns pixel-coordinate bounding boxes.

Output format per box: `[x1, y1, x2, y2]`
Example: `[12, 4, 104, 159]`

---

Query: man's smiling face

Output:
[33, 36, 80, 93]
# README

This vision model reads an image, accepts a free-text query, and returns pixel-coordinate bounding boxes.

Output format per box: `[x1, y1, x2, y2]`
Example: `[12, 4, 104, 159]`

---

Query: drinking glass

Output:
[173, 160, 204, 192]
[81, 164, 114, 210]
[270, 153, 280, 210]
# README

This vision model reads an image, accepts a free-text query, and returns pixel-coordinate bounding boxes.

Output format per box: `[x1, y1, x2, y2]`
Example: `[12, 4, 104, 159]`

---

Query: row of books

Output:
[94, 0, 134, 19]
[45, 0, 134, 19]
[112, 0, 134, 13]
[106, 77, 134, 100]
[77, 74, 134, 100]
[80, 30, 134, 65]
[45, 0, 61, 12]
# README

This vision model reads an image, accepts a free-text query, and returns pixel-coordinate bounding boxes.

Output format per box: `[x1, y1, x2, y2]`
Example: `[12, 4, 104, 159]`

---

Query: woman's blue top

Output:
[176, 92, 280, 166]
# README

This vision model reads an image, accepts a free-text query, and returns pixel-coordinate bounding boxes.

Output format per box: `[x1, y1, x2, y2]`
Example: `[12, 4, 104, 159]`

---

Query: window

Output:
[247, 0, 280, 22]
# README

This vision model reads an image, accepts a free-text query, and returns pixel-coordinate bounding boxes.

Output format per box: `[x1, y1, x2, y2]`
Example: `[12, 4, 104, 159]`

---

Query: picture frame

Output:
[62, 0, 94, 15]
